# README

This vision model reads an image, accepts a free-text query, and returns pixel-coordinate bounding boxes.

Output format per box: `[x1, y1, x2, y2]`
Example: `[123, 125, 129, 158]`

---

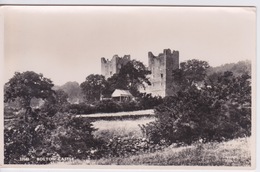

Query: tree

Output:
[172, 59, 210, 91]
[54, 81, 84, 104]
[4, 71, 54, 121]
[106, 60, 151, 97]
[80, 74, 107, 103]
[142, 62, 251, 145]
[41, 89, 69, 115]
[204, 71, 251, 138]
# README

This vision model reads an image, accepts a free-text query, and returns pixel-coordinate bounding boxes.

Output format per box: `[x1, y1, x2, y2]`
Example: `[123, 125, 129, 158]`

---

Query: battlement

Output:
[148, 49, 179, 59]
[100, 49, 180, 97]
[147, 49, 179, 97]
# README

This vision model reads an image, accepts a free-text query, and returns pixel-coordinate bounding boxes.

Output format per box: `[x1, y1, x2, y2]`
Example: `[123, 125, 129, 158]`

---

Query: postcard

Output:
[0, 5, 256, 169]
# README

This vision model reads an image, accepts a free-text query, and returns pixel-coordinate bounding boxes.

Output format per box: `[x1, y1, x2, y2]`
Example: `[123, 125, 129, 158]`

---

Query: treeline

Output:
[53, 60, 251, 105]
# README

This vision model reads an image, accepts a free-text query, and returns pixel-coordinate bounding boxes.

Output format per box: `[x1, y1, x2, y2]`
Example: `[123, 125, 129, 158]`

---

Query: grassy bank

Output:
[94, 137, 251, 166]
[59, 137, 250, 166]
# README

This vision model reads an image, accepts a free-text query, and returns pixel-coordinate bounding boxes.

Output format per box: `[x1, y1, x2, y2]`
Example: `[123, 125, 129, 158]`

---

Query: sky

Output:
[3, 6, 256, 85]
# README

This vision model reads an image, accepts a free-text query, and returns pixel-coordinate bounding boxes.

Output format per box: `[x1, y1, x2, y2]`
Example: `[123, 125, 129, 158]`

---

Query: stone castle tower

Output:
[100, 49, 179, 97]
[101, 54, 131, 79]
[147, 49, 179, 97]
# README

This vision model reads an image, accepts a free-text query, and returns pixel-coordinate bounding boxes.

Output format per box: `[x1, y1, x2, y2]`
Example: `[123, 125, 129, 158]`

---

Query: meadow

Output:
[93, 116, 155, 140]
[60, 110, 252, 166]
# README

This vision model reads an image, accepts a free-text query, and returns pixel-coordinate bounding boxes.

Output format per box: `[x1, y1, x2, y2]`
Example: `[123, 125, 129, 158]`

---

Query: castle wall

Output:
[101, 49, 179, 97]
[101, 55, 130, 79]
[148, 49, 179, 97]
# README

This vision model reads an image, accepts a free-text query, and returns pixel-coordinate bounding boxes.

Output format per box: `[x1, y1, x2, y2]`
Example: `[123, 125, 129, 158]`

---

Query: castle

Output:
[101, 49, 179, 97]
[101, 55, 131, 79]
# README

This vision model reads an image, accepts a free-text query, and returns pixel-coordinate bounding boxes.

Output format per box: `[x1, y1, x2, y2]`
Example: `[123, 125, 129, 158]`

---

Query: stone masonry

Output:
[101, 55, 131, 79]
[100, 49, 179, 97]
[146, 49, 179, 97]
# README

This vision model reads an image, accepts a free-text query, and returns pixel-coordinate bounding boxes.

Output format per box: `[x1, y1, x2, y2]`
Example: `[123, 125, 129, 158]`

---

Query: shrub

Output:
[67, 103, 95, 114]
[141, 72, 251, 145]
[119, 100, 141, 111]
[97, 136, 168, 158]
[4, 109, 100, 164]
[49, 113, 102, 160]
[4, 110, 56, 164]
[138, 93, 163, 109]
[95, 100, 122, 113]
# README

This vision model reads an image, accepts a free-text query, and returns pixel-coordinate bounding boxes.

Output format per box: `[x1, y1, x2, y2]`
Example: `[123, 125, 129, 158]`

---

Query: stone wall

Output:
[147, 49, 179, 97]
[101, 55, 130, 79]
[100, 49, 179, 97]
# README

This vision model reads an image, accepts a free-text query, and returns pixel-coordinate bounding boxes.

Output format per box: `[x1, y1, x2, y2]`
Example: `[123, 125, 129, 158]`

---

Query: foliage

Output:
[4, 71, 99, 164]
[138, 93, 163, 109]
[67, 98, 160, 115]
[172, 59, 210, 91]
[142, 65, 251, 145]
[105, 60, 151, 97]
[207, 60, 251, 77]
[4, 110, 57, 164]
[97, 137, 167, 158]
[41, 89, 69, 116]
[67, 103, 96, 114]
[53, 81, 84, 104]
[92, 137, 251, 166]
[80, 74, 107, 103]
[4, 110, 100, 164]
[4, 71, 55, 121]
[95, 100, 123, 113]
[4, 71, 54, 107]
[49, 113, 100, 160]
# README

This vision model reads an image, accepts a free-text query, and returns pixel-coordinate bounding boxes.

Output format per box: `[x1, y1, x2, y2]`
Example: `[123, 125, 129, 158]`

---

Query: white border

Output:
[0, 0, 258, 172]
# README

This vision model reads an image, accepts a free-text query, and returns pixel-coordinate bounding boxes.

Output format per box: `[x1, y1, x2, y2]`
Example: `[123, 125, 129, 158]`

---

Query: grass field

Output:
[93, 116, 155, 140]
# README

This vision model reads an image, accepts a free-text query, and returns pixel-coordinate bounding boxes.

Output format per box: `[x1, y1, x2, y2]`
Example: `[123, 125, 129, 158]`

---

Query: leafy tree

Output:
[204, 71, 251, 137]
[4, 71, 54, 121]
[142, 63, 251, 145]
[80, 74, 107, 103]
[106, 60, 151, 97]
[138, 93, 163, 109]
[207, 60, 251, 77]
[54, 81, 84, 104]
[41, 89, 69, 115]
[172, 59, 210, 91]
[4, 111, 99, 164]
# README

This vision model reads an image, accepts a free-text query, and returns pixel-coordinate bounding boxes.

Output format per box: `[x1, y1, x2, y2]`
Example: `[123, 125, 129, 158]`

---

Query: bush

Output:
[119, 100, 141, 111]
[97, 136, 168, 158]
[49, 113, 103, 160]
[65, 95, 162, 115]
[138, 93, 163, 109]
[4, 110, 56, 164]
[141, 72, 251, 145]
[95, 100, 122, 113]
[4, 109, 100, 164]
[67, 103, 95, 114]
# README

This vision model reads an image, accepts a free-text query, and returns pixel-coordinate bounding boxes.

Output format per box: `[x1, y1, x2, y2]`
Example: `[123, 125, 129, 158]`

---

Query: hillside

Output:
[207, 60, 251, 76]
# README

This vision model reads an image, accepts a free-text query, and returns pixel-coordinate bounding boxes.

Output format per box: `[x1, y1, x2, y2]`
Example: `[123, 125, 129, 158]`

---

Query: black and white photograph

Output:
[1, 5, 256, 168]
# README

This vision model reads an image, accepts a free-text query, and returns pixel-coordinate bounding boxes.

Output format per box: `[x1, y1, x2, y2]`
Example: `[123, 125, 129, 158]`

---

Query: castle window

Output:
[110, 71, 112, 75]
[161, 74, 163, 78]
